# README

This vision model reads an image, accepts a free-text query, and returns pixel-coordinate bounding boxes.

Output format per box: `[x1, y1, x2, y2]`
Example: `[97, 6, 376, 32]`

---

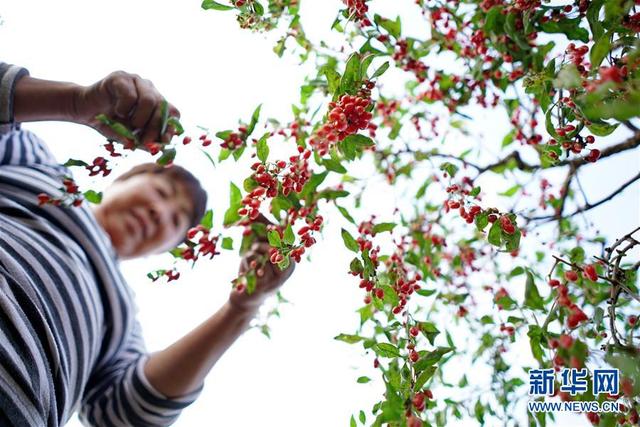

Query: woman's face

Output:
[94, 173, 194, 259]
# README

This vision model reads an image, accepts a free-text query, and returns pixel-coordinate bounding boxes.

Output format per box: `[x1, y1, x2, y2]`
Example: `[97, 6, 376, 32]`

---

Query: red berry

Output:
[583, 264, 598, 281]
[565, 271, 579, 282]
[559, 334, 573, 349]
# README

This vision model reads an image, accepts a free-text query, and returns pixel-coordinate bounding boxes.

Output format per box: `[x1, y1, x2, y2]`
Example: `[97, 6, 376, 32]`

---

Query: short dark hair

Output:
[114, 163, 207, 229]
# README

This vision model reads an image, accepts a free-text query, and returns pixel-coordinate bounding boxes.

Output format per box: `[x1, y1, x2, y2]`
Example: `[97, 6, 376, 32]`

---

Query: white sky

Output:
[0, 1, 638, 426]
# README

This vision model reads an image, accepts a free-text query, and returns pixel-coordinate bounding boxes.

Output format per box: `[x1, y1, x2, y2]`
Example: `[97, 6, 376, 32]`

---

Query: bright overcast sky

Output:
[1, 0, 638, 426]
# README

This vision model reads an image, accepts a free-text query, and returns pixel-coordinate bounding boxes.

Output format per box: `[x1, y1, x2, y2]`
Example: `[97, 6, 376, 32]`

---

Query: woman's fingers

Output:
[108, 72, 138, 119]
[130, 77, 158, 133]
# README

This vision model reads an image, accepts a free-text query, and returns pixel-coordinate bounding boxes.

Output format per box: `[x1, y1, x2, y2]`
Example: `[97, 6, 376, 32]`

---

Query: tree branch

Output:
[477, 132, 640, 175]
[529, 171, 640, 221]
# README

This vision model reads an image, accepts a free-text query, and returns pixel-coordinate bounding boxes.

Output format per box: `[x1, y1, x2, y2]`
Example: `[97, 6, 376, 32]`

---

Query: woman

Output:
[0, 64, 293, 426]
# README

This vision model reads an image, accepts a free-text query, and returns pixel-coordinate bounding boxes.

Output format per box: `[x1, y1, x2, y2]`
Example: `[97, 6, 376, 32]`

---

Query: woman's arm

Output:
[143, 241, 294, 397]
[13, 76, 80, 123]
[143, 300, 259, 397]
[13, 70, 180, 144]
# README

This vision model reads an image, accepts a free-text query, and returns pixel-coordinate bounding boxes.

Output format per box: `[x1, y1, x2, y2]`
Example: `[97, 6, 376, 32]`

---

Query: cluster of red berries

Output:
[452, 203, 482, 225]
[499, 215, 516, 234]
[239, 149, 312, 222]
[148, 268, 181, 283]
[310, 92, 374, 156]
[86, 156, 111, 177]
[104, 142, 122, 157]
[37, 178, 83, 207]
[392, 40, 430, 82]
[238, 186, 268, 222]
[182, 225, 221, 261]
[280, 146, 312, 196]
[549, 278, 589, 328]
[509, 106, 543, 145]
[599, 66, 627, 84]
[266, 215, 323, 265]
[343, 0, 371, 26]
[513, 0, 541, 11]
[221, 128, 246, 150]
[181, 135, 211, 147]
[499, 323, 515, 336]
[410, 389, 432, 412]
[566, 43, 589, 73]
[622, 12, 640, 32]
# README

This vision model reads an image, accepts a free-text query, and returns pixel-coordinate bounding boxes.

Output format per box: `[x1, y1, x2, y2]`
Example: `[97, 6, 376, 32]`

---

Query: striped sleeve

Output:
[78, 318, 204, 427]
[0, 63, 30, 134]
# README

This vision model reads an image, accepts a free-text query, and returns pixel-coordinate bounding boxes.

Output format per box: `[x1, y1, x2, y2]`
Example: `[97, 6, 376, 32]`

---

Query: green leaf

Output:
[83, 190, 102, 204]
[342, 134, 375, 147]
[299, 172, 328, 199]
[218, 148, 231, 161]
[159, 100, 169, 136]
[156, 148, 176, 166]
[283, 224, 295, 245]
[372, 342, 400, 358]
[414, 366, 437, 390]
[95, 114, 137, 141]
[267, 230, 282, 248]
[374, 14, 401, 39]
[350, 257, 364, 275]
[419, 322, 440, 345]
[64, 159, 89, 167]
[371, 61, 390, 79]
[475, 212, 489, 231]
[350, 415, 357, 427]
[587, 0, 605, 40]
[484, 6, 503, 33]
[590, 33, 611, 68]
[372, 222, 395, 234]
[414, 347, 453, 371]
[246, 104, 262, 136]
[505, 12, 530, 51]
[359, 410, 366, 424]
[223, 182, 242, 226]
[545, 109, 559, 138]
[416, 289, 437, 297]
[221, 237, 233, 250]
[336, 204, 356, 224]
[487, 220, 502, 246]
[256, 133, 269, 162]
[252, 0, 264, 15]
[524, 271, 544, 310]
[554, 64, 582, 89]
[340, 53, 362, 95]
[334, 333, 364, 344]
[540, 17, 589, 42]
[587, 120, 619, 137]
[166, 116, 184, 135]
[499, 185, 521, 197]
[201, 0, 234, 11]
[341, 228, 359, 252]
[323, 158, 347, 174]
[504, 226, 521, 252]
[200, 209, 214, 230]
[440, 162, 458, 178]
[357, 376, 371, 384]
[321, 66, 341, 95]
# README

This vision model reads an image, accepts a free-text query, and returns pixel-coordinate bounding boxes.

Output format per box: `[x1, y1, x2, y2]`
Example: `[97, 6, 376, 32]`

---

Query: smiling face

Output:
[94, 172, 194, 260]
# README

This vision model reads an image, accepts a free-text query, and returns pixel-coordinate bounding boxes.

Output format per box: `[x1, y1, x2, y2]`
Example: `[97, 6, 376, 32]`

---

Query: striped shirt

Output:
[0, 64, 202, 426]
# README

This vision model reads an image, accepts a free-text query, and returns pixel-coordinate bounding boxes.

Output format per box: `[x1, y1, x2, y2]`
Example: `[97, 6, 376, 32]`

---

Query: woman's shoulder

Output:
[0, 126, 62, 169]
